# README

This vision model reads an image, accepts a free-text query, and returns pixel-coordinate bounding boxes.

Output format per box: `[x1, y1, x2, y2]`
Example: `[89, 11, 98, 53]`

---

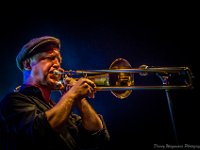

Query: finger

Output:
[64, 76, 77, 86]
[83, 78, 96, 88]
[88, 87, 95, 99]
[63, 75, 71, 84]
[83, 82, 96, 93]
[83, 82, 89, 88]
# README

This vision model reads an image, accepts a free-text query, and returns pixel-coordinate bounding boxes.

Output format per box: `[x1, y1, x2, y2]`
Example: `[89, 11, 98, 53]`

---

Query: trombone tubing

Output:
[62, 67, 191, 75]
[95, 85, 193, 91]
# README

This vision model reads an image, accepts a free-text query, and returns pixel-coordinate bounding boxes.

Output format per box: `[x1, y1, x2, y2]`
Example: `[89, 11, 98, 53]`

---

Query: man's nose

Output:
[52, 58, 60, 68]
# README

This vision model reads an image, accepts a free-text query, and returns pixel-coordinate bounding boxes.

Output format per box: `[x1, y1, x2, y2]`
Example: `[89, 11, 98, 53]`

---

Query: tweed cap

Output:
[16, 36, 61, 71]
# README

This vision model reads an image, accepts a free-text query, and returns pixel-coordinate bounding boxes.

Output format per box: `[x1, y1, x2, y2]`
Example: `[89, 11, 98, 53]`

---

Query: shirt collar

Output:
[19, 84, 51, 104]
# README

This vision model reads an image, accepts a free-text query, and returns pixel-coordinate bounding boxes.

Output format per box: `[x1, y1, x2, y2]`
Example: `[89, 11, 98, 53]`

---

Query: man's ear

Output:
[22, 59, 31, 70]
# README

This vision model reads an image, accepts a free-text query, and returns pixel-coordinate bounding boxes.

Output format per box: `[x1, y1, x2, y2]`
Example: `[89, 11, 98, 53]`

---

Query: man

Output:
[0, 36, 110, 150]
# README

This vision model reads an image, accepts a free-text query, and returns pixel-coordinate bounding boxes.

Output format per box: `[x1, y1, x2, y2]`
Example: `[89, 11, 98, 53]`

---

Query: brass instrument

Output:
[54, 58, 193, 99]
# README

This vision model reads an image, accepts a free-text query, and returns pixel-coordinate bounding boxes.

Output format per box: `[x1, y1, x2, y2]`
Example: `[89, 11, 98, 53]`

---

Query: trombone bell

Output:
[87, 58, 134, 99]
[108, 58, 134, 99]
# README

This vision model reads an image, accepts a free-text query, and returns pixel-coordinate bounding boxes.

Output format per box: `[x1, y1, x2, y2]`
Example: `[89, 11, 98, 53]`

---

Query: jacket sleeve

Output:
[68, 113, 110, 149]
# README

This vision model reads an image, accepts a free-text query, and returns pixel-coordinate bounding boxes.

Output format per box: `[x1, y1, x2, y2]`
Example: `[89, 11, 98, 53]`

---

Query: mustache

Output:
[50, 67, 64, 74]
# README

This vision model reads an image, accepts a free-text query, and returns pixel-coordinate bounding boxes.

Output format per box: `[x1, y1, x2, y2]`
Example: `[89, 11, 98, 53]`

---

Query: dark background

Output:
[0, 5, 199, 149]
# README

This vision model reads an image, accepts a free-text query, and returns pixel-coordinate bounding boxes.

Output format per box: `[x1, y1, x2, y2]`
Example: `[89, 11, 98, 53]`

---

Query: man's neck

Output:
[24, 82, 51, 104]
[36, 84, 51, 104]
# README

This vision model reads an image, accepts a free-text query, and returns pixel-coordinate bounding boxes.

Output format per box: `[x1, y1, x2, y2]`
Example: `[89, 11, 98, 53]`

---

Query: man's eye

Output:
[48, 57, 53, 60]
[46, 56, 54, 60]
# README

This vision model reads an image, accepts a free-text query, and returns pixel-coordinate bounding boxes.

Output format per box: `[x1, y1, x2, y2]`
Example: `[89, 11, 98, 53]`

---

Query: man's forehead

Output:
[33, 48, 62, 60]
[46, 48, 60, 54]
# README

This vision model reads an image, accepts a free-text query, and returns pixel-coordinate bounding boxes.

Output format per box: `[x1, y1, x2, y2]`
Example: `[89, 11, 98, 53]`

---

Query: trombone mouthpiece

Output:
[53, 70, 62, 75]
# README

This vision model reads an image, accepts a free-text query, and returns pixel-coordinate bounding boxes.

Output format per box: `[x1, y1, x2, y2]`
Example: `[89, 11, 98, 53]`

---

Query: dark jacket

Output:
[0, 85, 110, 150]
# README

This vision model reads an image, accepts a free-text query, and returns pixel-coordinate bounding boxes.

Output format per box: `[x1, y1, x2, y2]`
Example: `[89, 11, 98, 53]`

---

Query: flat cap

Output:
[16, 36, 60, 71]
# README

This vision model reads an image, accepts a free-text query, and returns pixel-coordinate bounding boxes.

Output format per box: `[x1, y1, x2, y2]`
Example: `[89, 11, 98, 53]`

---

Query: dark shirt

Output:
[0, 85, 110, 150]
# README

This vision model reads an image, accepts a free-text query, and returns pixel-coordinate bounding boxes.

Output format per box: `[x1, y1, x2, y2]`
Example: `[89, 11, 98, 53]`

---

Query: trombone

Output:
[54, 58, 194, 99]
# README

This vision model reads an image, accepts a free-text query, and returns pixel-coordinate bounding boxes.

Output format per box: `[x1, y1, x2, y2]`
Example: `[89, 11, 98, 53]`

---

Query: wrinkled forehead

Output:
[46, 48, 60, 54]
[32, 48, 62, 62]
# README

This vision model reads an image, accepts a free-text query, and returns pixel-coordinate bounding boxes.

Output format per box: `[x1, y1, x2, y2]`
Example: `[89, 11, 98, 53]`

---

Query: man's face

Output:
[29, 48, 64, 90]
